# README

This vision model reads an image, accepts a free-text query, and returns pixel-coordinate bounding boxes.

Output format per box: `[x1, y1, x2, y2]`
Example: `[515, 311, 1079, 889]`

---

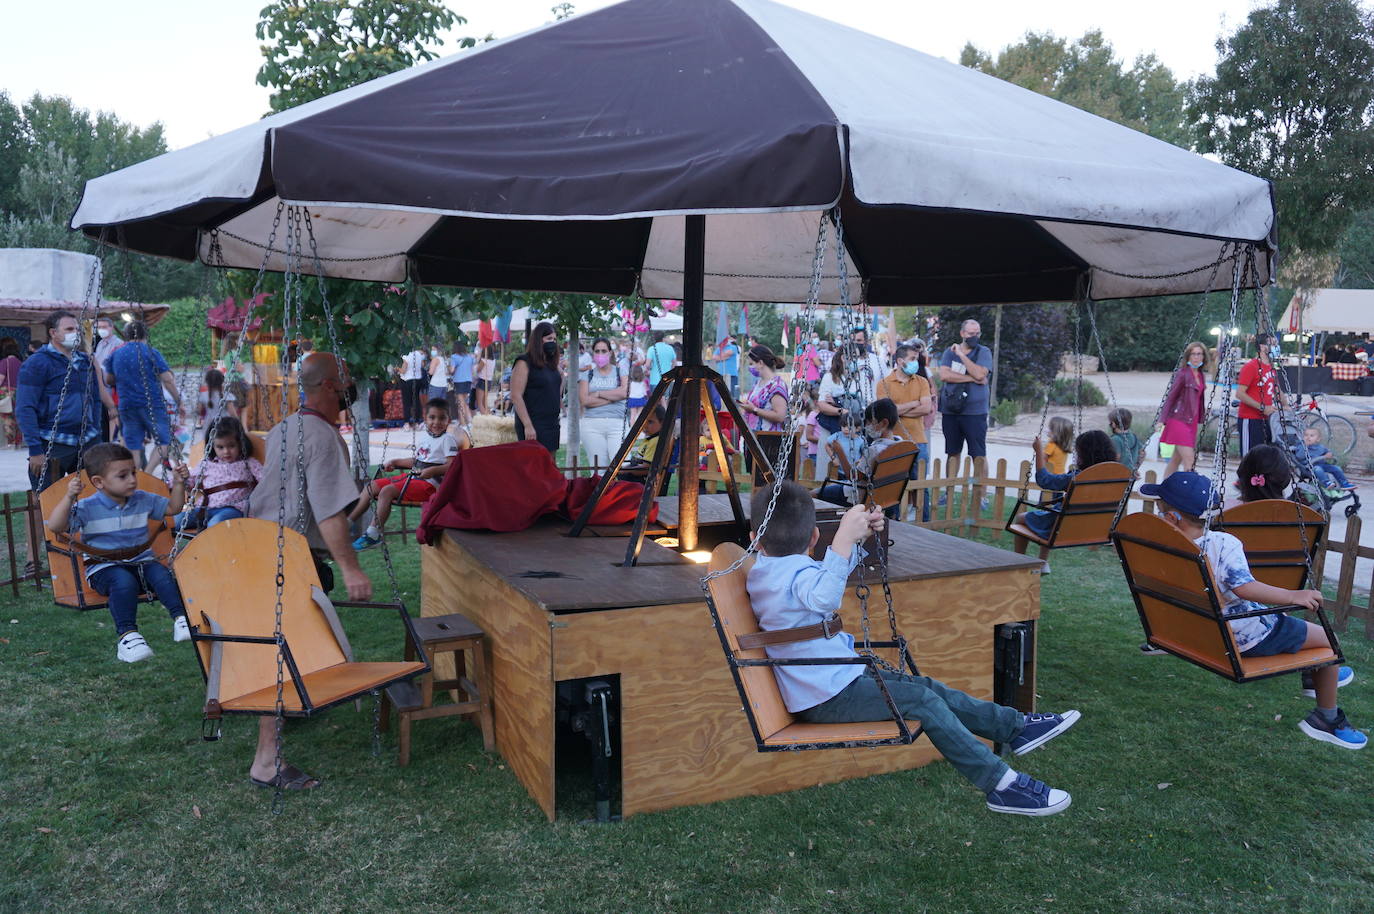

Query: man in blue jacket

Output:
[17, 311, 113, 569]
[17, 311, 112, 491]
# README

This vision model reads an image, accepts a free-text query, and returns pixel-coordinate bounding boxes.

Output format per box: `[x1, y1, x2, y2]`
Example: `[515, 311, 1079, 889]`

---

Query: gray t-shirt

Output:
[581, 366, 626, 420]
[248, 413, 360, 552]
[938, 344, 994, 416]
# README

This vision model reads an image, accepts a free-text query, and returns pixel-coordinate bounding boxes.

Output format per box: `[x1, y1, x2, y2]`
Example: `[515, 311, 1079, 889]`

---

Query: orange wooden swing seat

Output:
[1111, 512, 1341, 683]
[39, 469, 175, 611]
[1006, 461, 1134, 556]
[819, 440, 919, 513]
[704, 542, 922, 751]
[174, 518, 427, 724]
[1215, 499, 1325, 591]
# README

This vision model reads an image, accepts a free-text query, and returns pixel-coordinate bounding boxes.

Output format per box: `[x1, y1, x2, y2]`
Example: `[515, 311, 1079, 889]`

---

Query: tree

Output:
[256, 0, 476, 112]
[1334, 208, 1374, 287]
[0, 92, 200, 303]
[1189, 0, 1374, 257]
[961, 30, 1189, 146]
[932, 304, 1070, 403]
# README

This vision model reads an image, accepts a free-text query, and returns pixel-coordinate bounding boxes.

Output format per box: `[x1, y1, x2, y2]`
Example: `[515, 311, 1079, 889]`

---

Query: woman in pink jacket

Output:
[1159, 341, 1208, 478]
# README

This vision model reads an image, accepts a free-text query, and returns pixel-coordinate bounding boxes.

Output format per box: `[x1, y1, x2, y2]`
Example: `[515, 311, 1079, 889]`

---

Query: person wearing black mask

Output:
[938, 318, 993, 469]
[847, 327, 886, 400]
[511, 320, 563, 453]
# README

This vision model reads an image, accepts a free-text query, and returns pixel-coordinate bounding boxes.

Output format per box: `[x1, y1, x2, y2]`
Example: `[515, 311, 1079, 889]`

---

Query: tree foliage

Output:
[0, 91, 200, 302]
[255, 0, 476, 112]
[1190, 0, 1374, 257]
[931, 304, 1070, 403]
[960, 30, 1189, 146]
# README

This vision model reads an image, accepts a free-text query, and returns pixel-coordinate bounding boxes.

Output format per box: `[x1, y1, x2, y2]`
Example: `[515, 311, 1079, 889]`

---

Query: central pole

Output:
[678, 215, 706, 552]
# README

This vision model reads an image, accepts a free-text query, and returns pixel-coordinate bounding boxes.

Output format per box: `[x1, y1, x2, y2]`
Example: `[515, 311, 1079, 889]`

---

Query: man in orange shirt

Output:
[1236, 333, 1278, 455]
[876, 343, 935, 522]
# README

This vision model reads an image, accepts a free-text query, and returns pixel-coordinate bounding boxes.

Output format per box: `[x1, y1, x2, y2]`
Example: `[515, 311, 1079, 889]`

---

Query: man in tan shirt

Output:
[876, 344, 934, 522]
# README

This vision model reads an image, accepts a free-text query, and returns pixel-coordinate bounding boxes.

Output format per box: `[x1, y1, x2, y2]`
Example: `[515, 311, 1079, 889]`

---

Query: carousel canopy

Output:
[1280, 289, 1374, 335]
[72, 0, 1276, 305]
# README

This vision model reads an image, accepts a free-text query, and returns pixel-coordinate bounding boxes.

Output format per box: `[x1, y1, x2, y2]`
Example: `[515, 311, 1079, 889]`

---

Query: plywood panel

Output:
[421, 537, 556, 820]
[549, 565, 1039, 817]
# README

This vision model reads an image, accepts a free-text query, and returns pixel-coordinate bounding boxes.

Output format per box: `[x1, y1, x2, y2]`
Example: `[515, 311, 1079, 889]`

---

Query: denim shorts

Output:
[119, 406, 171, 447]
[1243, 612, 1308, 657]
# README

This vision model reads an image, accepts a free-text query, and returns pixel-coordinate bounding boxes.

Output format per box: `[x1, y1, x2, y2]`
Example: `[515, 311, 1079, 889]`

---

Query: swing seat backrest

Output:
[1010, 461, 1133, 549]
[858, 441, 918, 511]
[1215, 499, 1324, 590]
[40, 470, 174, 610]
[186, 432, 268, 469]
[705, 543, 919, 749]
[174, 518, 426, 715]
[1112, 512, 1340, 683]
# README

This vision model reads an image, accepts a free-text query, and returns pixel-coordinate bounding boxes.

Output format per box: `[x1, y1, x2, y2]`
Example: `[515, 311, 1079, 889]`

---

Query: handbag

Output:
[939, 382, 969, 415]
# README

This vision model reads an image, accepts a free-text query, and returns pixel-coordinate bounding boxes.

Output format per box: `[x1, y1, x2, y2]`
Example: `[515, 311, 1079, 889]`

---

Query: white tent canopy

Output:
[1280, 289, 1374, 335]
[458, 306, 683, 335]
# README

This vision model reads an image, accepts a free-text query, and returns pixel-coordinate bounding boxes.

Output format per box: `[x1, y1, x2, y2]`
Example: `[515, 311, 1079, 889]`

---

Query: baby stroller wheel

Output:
[1345, 503, 1360, 518]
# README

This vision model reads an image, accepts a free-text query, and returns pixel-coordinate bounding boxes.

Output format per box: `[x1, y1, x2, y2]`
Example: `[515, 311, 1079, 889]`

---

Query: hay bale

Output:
[469, 414, 518, 448]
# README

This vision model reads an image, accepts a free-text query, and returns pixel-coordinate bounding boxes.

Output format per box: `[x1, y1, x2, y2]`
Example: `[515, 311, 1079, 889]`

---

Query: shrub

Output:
[1046, 377, 1106, 407]
[989, 399, 1019, 428]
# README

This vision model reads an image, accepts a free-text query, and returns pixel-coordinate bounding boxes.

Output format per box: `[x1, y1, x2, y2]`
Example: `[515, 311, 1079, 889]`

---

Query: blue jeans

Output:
[175, 506, 244, 531]
[119, 405, 171, 448]
[88, 561, 186, 636]
[1313, 462, 1351, 489]
[801, 670, 1023, 792]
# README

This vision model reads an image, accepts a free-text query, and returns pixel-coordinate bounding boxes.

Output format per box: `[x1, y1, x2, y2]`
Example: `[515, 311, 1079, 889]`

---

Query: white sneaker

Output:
[172, 616, 191, 643]
[117, 632, 154, 663]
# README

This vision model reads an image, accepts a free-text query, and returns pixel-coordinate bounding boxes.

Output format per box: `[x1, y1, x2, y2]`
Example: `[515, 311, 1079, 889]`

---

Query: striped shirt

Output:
[67, 489, 169, 578]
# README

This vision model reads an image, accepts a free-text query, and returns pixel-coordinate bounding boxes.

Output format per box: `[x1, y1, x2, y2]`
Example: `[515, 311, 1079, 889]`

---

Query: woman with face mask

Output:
[510, 321, 563, 453]
[1159, 340, 1209, 479]
[577, 336, 630, 470]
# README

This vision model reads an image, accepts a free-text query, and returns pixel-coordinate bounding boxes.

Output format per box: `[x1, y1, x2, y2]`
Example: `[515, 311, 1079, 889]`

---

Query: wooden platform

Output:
[420, 495, 1041, 820]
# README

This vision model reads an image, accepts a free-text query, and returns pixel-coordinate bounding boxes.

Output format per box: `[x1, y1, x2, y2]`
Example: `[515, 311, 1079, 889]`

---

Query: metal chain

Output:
[1202, 250, 1246, 535]
[1091, 245, 1242, 282]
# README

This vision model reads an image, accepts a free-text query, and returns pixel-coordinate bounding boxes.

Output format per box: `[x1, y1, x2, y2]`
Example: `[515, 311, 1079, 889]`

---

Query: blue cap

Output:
[1139, 471, 1218, 517]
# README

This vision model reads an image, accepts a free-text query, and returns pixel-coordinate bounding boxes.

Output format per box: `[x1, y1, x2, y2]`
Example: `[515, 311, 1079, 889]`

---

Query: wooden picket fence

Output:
[1, 491, 46, 599]
[1312, 513, 1374, 637]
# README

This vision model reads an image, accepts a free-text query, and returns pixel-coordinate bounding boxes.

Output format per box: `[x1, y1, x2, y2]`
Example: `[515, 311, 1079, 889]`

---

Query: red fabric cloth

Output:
[374, 473, 436, 504]
[416, 441, 567, 542]
[561, 475, 657, 526]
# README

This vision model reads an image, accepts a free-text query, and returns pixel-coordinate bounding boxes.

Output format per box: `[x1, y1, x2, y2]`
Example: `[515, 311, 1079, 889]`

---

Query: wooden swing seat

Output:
[174, 518, 427, 718]
[40, 469, 174, 611]
[1215, 499, 1325, 591]
[819, 440, 919, 512]
[1112, 512, 1341, 683]
[704, 543, 921, 750]
[1006, 461, 1134, 555]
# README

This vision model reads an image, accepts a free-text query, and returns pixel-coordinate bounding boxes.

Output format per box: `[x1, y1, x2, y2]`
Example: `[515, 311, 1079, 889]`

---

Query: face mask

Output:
[854, 343, 868, 355]
[964, 334, 981, 348]
[902, 360, 920, 376]
[97, 327, 111, 339]
[431, 348, 440, 357]
[61, 331, 80, 349]
[542, 342, 558, 358]
[865, 425, 882, 439]
[1188, 353, 1204, 366]
[593, 353, 610, 368]
[748, 365, 761, 378]
[1269, 345, 1282, 362]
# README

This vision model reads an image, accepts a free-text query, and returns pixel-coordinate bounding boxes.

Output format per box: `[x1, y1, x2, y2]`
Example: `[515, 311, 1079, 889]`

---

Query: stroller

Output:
[1271, 410, 1362, 518]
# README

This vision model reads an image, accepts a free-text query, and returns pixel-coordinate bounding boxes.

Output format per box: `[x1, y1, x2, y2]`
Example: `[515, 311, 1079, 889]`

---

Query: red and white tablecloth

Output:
[1330, 363, 1369, 382]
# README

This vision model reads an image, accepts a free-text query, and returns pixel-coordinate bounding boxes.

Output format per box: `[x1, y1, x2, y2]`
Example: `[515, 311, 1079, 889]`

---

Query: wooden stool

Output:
[380, 612, 494, 766]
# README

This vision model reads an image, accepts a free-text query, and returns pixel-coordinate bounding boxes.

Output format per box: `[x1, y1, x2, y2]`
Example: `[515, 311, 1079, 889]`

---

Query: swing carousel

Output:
[72, 0, 1280, 819]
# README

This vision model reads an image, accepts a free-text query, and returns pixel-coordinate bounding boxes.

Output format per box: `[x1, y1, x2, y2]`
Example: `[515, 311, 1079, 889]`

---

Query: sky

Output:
[1, 0, 1265, 150]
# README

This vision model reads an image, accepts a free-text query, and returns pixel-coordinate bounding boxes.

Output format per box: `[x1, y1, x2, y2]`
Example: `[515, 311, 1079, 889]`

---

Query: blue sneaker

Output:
[1301, 666, 1354, 698]
[986, 773, 1071, 816]
[1009, 710, 1081, 756]
[1298, 708, 1367, 750]
[352, 532, 382, 552]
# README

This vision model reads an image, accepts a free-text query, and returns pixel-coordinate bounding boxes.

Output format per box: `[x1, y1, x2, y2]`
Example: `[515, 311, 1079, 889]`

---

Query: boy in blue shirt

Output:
[1141, 472, 1363, 748]
[46, 442, 191, 664]
[745, 482, 1081, 816]
[1295, 426, 1355, 493]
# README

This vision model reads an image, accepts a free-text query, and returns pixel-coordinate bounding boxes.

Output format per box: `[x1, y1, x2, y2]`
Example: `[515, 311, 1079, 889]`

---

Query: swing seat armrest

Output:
[1225, 602, 1311, 619]
[188, 632, 281, 646]
[329, 600, 407, 611]
[735, 656, 878, 667]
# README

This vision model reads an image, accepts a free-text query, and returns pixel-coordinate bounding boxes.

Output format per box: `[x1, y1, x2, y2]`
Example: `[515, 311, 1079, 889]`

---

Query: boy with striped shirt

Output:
[45, 443, 191, 663]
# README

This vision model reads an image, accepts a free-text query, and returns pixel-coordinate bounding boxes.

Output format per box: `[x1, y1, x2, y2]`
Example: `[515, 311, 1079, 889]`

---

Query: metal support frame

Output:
[566, 214, 778, 564]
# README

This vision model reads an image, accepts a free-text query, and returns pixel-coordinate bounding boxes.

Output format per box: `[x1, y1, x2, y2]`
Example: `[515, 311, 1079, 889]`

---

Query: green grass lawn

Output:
[3, 530, 1372, 913]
